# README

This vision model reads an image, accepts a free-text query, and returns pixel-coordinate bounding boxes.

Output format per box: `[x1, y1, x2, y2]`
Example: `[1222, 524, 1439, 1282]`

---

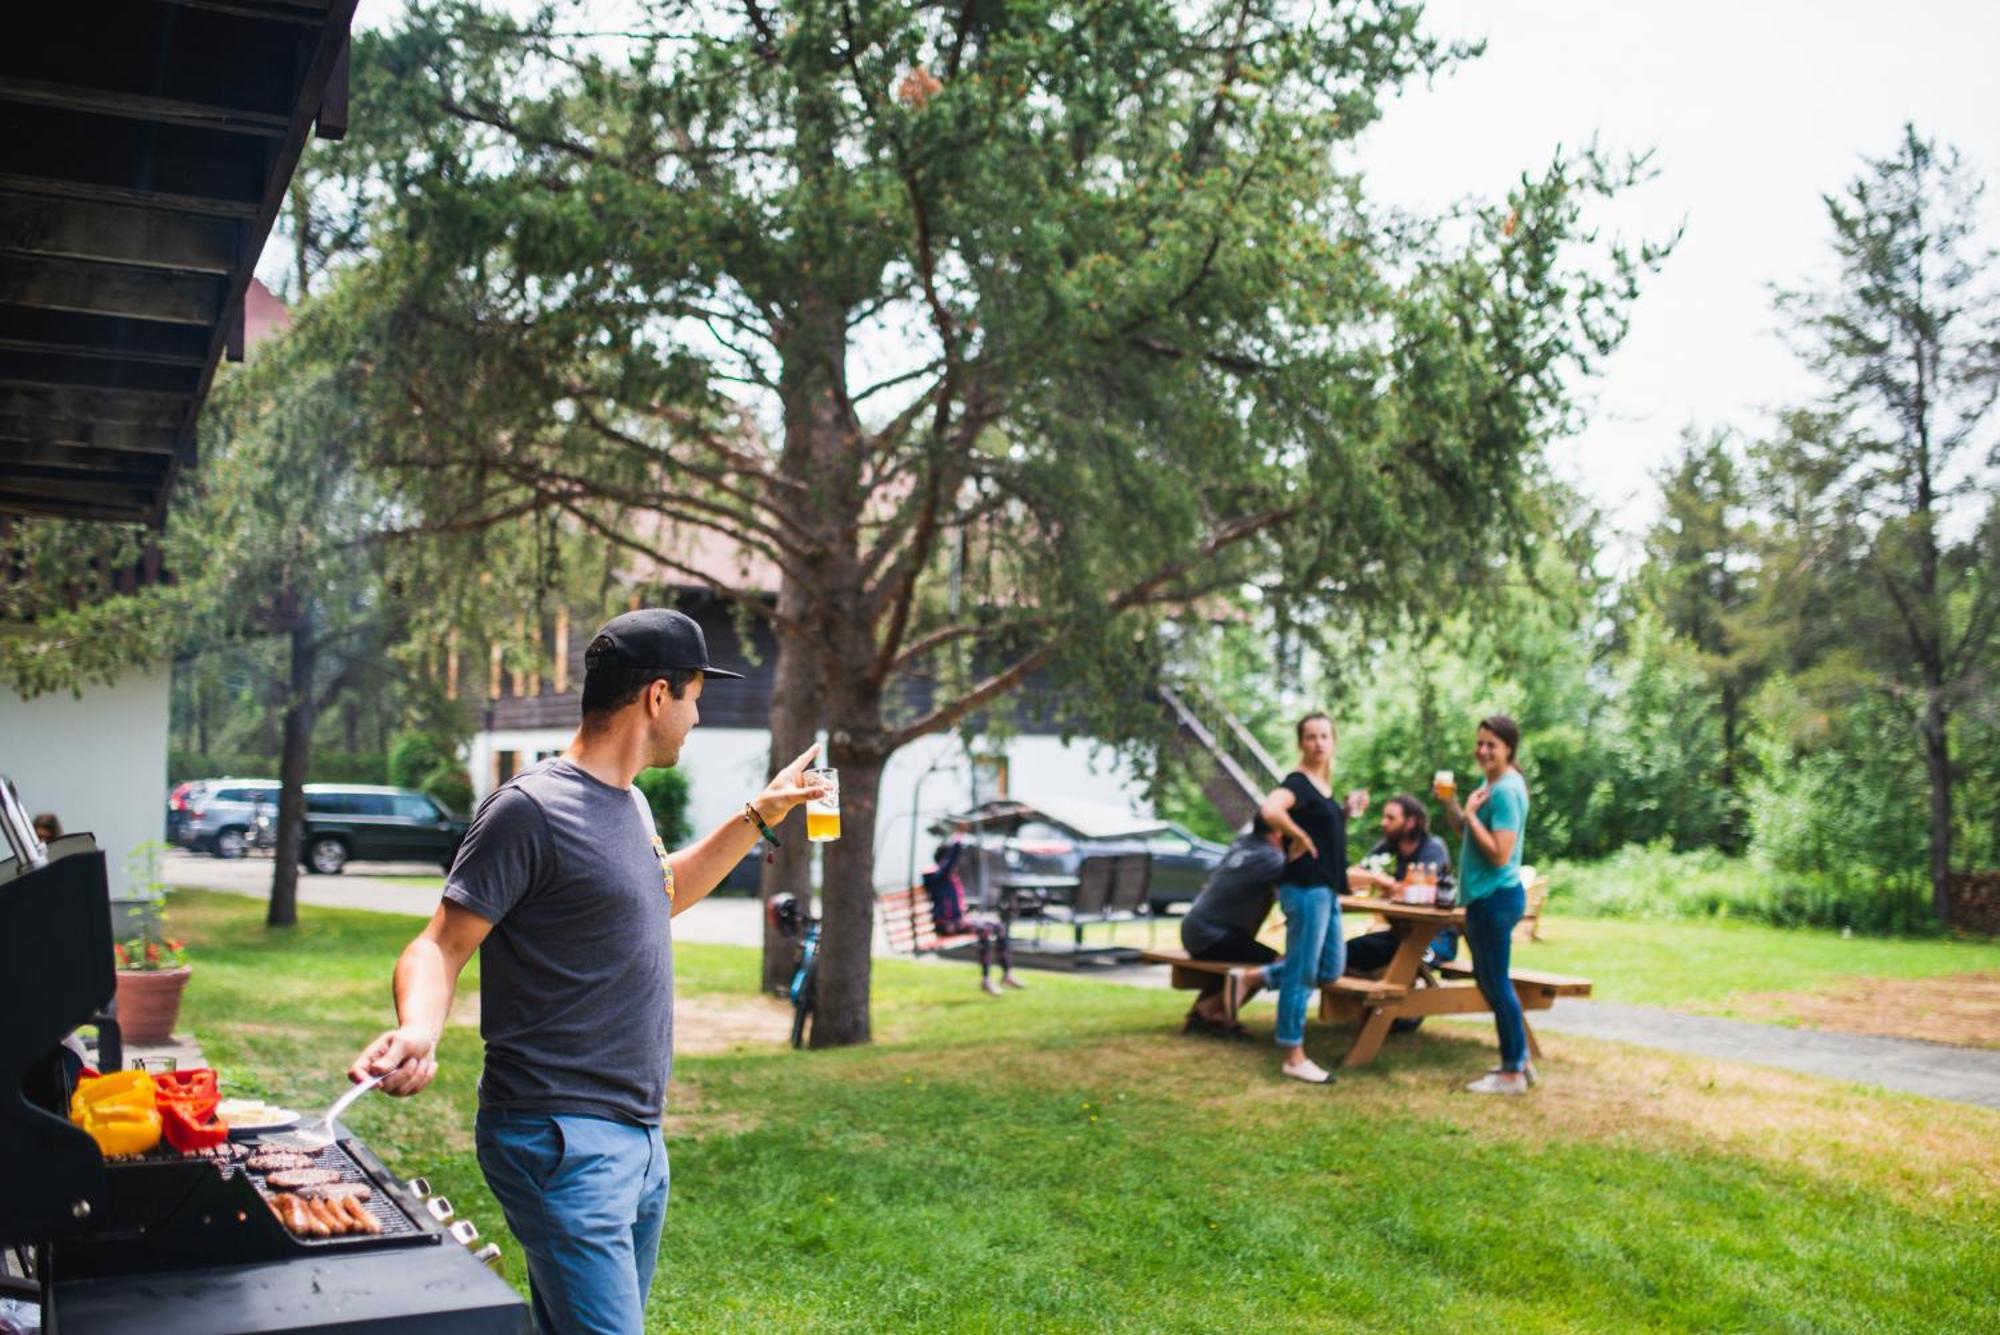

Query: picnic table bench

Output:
[1137, 897, 1593, 1068]
[1136, 949, 1407, 1007]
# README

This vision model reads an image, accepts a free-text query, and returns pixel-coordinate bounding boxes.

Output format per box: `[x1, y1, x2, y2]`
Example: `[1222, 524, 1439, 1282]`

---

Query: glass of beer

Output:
[1433, 769, 1456, 801]
[806, 768, 840, 842]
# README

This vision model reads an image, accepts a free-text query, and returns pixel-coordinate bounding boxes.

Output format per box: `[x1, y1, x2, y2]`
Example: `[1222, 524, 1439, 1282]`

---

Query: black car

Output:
[302, 784, 469, 875]
[931, 798, 1228, 913]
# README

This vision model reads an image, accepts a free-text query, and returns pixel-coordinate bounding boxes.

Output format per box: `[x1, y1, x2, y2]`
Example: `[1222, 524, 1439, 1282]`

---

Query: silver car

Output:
[177, 778, 280, 859]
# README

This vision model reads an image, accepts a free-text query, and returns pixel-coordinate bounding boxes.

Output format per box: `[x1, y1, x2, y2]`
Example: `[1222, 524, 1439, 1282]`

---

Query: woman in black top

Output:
[1227, 712, 1368, 1084]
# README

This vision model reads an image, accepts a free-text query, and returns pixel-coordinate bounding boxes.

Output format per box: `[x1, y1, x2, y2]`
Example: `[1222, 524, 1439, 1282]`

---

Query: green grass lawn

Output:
[1514, 912, 2000, 1010]
[172, 889, 2000, 1333]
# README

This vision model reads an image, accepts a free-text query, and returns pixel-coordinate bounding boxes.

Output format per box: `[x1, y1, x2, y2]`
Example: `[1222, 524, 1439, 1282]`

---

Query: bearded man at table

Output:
[1344, 793, 1458, 974]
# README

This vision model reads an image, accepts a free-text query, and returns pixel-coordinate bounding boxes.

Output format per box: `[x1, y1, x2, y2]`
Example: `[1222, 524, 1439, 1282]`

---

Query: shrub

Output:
[1550, 843, 1940, 936]
[634, 767, 692, 847]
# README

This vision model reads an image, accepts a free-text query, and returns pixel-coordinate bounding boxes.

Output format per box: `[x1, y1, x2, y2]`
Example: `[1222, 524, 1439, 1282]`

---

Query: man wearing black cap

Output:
[348, 609, 826, 1335]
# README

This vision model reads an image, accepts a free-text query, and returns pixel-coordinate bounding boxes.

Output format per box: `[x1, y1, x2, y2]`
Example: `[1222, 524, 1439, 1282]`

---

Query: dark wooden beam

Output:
[6, 460, 168, 490]
[0, 78, 290, 139]
[0, 475, 159, 510]
[0, 306, 213, 366]
[0, 254, 224, 325]
[0, 171, 261, 221]
[0, 412, 180, 454]
[0, 103, 269, 211]
[316, 37, 350, 140]
[0, 492, 155, 523]
[0, 385, 190, 429]
[156, 1, 332, 26]
[0, 194, 239, 273]
[0, 7, 308, 127]
[0, 350, 204, 395]
[0, 438, 175, 474]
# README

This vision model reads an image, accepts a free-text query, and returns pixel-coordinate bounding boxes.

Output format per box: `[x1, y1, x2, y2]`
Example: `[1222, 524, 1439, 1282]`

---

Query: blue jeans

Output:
[1264, 883, 1344, 1047]
[476, 1110, 671, 1335]
[1464, 883, 1528, 1071]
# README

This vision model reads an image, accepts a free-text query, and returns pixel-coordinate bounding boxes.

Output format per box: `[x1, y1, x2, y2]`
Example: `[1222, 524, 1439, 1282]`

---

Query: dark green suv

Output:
[302, 785, 469, 875]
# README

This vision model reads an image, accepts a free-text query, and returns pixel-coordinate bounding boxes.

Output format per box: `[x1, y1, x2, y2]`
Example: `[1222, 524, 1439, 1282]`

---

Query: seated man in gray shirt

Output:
[347, 609, 828, 1335]
[1178, 817, 1287, 1036]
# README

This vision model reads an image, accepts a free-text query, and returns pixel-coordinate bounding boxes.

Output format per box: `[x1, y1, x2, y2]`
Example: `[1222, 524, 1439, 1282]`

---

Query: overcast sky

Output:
[1356, 0, 2000, 554]
[335, 1, 2000, 557]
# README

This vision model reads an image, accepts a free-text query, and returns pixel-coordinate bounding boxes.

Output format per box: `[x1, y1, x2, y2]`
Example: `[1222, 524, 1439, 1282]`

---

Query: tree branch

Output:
[882, 506, 1297, 747]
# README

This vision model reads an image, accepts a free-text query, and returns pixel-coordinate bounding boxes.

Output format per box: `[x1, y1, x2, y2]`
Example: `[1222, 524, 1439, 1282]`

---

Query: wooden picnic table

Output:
[1323, 894, 1591, 1067]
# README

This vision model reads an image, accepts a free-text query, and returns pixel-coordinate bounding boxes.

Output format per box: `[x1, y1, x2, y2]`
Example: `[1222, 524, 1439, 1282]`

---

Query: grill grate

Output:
[242, 1135, 426, 1242]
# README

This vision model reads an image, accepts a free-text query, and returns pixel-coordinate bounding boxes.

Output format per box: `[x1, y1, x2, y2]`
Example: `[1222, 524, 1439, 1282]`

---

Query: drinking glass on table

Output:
[806, 768, 840, 842]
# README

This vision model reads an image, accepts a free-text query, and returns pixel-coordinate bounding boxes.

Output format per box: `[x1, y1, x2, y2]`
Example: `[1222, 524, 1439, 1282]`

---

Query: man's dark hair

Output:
[580, 666, 696, 721]
[1385, 794, 1429, 843]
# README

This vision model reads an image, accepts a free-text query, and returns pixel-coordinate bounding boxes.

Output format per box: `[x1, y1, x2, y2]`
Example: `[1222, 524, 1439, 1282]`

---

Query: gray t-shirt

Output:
[1180, 834, 1286, 954]
[443, 758, 674, 1126]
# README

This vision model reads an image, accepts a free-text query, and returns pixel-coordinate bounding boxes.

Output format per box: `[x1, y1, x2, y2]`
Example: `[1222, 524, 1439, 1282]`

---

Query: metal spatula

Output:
[294, 1069, 387, 1148]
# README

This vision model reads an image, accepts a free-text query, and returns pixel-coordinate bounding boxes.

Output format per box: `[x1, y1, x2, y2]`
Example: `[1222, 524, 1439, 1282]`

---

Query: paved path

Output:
[172, 854, 2000, 1108]
[1521, 997, 2000, 1109]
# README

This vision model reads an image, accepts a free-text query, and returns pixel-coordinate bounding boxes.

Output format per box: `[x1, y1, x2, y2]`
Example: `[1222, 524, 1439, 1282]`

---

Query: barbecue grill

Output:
[0, 809, 528, 1333]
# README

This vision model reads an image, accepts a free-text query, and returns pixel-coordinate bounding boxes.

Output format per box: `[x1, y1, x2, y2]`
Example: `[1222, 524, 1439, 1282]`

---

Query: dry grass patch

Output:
[1717, 971, 2000, 1049]
[840, 1015, 2000, 1215]
[675, 991, 795, 1054]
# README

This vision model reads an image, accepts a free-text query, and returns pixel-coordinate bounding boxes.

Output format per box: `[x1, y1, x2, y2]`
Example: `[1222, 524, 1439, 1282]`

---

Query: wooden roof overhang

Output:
[0, 0, 359, 526]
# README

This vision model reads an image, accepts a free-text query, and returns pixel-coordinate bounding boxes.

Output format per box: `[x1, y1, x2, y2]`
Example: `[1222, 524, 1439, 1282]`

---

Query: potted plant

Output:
[114, 841, 191, 1045]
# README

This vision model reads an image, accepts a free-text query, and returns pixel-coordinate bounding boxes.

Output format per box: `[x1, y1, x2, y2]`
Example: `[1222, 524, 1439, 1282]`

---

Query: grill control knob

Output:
[449, 1219, 480, 1247]
[426, 1196, 455, 1224]
[472, 1243, 503, 1271]
[407, 1177, 432, 1199]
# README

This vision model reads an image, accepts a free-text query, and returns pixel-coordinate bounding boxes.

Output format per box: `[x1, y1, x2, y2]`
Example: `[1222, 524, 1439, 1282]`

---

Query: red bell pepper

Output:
[151, 1068, 220, 1116]
[160, 1100, 230, 1152]
[152, 1068, 228, 1152]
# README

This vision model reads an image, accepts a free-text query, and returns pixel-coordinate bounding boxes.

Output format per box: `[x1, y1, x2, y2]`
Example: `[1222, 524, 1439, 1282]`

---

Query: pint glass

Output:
[806, 768, 841, 842]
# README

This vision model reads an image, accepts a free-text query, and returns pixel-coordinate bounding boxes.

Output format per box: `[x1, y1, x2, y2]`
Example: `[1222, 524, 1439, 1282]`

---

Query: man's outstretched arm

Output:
[668, 743, 830, 917]
[347, 900, 493, 1095]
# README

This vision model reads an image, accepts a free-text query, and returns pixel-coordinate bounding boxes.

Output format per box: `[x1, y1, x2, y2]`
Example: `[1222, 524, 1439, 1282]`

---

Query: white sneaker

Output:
[1001, 975, 1026, 990]
[1465, 1071, 1530, 1095]
[981, 977, 1003, 996]
[1281, 1058, 1336, 1085]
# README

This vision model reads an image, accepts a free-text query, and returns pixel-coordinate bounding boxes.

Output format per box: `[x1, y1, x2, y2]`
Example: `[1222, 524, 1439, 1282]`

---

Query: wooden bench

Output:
[1435, 961, 1593, 1005]
[878, 886, 980, 955]
[1137, 949, 1407, 1007]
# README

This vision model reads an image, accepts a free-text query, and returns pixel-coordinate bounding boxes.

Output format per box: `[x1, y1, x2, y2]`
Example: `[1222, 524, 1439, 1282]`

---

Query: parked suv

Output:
[177, 779, 280, 859]
[302, 785, 469, 875]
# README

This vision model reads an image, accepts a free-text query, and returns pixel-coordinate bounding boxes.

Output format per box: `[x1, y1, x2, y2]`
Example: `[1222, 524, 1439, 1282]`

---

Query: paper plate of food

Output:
[217, 1097, 301, 1137]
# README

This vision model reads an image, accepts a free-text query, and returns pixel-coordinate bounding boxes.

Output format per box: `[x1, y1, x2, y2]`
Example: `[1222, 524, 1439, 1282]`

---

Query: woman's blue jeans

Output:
[1265, 883, 1344, 1047]
[1464, 882, 1529, 1071]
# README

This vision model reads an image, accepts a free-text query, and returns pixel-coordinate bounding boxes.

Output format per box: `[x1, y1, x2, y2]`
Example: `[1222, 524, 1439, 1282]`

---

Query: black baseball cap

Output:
[583, 609, 743, 680]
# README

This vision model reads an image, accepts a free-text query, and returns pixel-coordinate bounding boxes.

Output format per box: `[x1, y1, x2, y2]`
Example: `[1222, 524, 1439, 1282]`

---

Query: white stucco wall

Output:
[470, 722, 1149, 890]
[0, 662, 171, 892]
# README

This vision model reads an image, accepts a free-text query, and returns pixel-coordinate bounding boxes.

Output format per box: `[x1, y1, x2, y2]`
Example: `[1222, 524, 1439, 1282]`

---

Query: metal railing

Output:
[1158, 682, 1285, 821]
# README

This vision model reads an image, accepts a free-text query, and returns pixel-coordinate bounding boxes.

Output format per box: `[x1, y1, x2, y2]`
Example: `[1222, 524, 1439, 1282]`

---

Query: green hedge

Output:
[1549, 843, 1940, 937]
[169, 750, 388, 787]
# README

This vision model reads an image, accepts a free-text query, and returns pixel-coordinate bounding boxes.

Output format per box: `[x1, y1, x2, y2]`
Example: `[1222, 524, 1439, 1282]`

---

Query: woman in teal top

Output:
[1439, 715, 1533, 1094]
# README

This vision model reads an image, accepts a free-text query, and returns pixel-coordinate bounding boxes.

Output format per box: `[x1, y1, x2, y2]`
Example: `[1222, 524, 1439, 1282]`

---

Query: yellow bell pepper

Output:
[69, 1069, 163, 1156]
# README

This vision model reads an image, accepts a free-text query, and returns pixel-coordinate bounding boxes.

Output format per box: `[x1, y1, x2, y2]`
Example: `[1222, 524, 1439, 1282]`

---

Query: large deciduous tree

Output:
[1765, 126, 2000, 923]
[341, 0, 1662, 1044]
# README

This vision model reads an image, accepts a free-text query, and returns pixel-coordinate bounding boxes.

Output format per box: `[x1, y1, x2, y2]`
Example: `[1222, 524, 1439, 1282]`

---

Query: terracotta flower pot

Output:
[115, 966, 192, 1045]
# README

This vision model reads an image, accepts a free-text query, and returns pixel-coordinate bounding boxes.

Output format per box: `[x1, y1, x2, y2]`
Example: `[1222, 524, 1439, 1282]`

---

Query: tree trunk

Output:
[1921, 682, 1952, 924]
[1718, 681, 1744, 856]
[266, 619, 317, 928]
[760, 610, 823, 993]
[812, 729, 883, 1048]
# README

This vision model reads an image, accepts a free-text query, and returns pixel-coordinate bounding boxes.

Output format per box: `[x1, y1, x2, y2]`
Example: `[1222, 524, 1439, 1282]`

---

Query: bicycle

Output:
[771, 894, 821, 1050]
